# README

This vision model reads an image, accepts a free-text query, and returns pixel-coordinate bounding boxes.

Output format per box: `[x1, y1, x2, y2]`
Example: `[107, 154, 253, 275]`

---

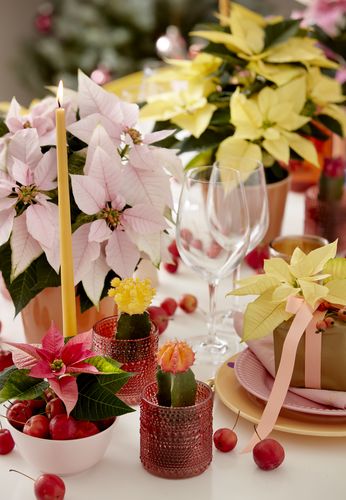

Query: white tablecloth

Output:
[1, 192, 345, 500]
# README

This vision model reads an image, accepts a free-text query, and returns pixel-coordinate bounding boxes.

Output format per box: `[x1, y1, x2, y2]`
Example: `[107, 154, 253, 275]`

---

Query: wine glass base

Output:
[192, 333, 241, 366]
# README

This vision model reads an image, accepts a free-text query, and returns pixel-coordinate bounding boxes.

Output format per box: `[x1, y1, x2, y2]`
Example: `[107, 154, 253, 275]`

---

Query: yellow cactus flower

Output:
[108, 277, 155, 315]
[157, 340, 195, 374]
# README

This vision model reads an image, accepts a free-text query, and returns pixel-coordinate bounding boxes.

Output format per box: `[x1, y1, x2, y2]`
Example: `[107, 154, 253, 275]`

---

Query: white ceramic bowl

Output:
[8, 419, 116, 476]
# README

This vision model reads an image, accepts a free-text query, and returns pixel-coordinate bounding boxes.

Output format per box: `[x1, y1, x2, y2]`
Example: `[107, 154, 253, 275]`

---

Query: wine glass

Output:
[176, 165, 250, 361]
[226, 160, 269, 315]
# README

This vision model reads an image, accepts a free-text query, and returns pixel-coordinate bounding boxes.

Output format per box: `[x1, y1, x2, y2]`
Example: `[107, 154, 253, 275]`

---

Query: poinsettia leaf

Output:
[0, 118, 9, 137]
[0, 365, 17, 391]
[85, 356, 122, 373]
[323, 258, 346, 282]
[68, 152, 86, 175]
[0, 369, 49, 403]
[264, 19, 301, 50]
[72, 373, 134, 420]
[317, 114, 343, 137]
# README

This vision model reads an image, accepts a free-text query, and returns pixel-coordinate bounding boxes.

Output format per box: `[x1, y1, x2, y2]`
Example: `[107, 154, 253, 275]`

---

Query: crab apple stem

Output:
[9, 469, 35, 482]
[232, 410, 240, 430]
[0, 414, 27, 426]
[254, 425, 262, 441]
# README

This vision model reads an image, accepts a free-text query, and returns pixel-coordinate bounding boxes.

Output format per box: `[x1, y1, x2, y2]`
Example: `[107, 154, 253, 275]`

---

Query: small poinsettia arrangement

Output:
[0, 324, 134, 421]
[0, 70, 181, 315]
[229, 240, 346, 342]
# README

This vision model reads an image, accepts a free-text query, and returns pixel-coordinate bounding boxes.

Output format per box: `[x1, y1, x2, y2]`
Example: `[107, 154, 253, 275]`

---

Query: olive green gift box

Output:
[274, 318, 346, 391]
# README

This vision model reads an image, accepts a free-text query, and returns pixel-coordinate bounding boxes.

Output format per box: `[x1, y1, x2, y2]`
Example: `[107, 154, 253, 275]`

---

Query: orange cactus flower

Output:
[157, 340, 195, 374]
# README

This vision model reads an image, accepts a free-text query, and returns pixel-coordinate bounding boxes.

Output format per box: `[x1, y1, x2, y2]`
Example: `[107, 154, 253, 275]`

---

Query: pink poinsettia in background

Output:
[0, 70, 181, 315]
[295, 0, 346, 36]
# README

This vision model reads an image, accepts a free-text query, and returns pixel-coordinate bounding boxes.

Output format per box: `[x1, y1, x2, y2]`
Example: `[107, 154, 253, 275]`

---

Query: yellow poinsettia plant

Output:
[139, 2, 346, 182]
[229, 240, 346, 342]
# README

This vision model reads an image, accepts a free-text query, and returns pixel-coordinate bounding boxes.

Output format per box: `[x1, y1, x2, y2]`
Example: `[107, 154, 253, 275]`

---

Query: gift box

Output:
[274, 318, 346, 391]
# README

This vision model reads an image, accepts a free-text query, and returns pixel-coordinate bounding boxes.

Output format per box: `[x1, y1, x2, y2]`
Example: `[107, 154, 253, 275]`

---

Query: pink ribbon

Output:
[242, 296, 322, 452]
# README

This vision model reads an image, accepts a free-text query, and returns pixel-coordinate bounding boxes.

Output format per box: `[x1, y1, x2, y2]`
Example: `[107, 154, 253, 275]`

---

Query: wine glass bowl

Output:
[176, 165, 250, 360]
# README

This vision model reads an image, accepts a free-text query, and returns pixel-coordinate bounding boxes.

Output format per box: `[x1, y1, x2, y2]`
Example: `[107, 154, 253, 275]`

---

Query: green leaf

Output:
[0, 366, 18, 391]
[72, 373, 134, 420]
[68, 152, 86, 175]
[96, 372, 133, 395]
[0, 369, 49, 403]
[264, 19, 301, 49]
[33, 254, 60, 291]
[209, 107, 230, 125]
[7, 264, 39, 316]
[180, 128, 230, 153]
[185, 148, 216, 170]
[316, 115, 343, 137]
[85, 356, 122, 373]
[0, 118, 9, 137]
[203, 42, 245, 65]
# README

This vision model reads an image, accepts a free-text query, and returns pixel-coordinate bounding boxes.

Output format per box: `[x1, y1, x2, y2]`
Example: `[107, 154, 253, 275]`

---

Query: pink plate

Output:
[234, 349, 346, 417]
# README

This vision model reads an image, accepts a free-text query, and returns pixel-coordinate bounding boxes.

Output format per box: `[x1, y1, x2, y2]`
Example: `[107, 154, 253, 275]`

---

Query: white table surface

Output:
[2, 191, 346, 500]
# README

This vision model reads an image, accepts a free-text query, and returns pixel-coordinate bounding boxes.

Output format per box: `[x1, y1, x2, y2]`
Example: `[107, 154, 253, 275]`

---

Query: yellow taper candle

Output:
[219, 0, 230, 24]
[56, 81, 77, 337]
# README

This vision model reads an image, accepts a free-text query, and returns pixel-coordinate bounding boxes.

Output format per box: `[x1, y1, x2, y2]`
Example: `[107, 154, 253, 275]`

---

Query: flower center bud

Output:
[125, 127, 142, 145]
[17, 184, 38, 204]
[50, 359, 64, 372]
[100, 205, 121, 229]
[23, 121, 32, 129]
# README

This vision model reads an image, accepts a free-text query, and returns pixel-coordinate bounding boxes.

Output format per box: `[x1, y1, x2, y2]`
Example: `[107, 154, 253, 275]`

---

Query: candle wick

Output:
[57, 99, 62, 108]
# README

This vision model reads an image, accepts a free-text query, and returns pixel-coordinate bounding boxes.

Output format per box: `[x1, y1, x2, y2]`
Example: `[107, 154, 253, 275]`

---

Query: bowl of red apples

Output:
[1, 324, 134, 475]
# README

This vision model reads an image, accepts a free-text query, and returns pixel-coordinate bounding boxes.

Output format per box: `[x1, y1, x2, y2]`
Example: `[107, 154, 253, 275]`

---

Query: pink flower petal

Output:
[65, 330, 93, 350]
[4, 341, 41, 361]
[123, 204, 168, 234]
[105, 230, 140, 278]
[10, 350, 38, 370]
[41, 322, 65, 356]
[49, 376, 79, 416]
[70, 174, 105, 215]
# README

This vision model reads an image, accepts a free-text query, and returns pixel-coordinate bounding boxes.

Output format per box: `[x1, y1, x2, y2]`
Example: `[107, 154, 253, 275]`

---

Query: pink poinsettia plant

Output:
[0, 324, 134, 420]
[0, 70, 181, 315]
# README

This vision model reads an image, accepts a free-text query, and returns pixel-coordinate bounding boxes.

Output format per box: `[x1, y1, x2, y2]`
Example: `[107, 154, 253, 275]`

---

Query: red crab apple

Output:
[160, 297, 178, 317]
[6, 402, 32, 430]
[213, 428, 238, 452]
[10, 470, 66, 500]
[179, 294, 198, 314]
[0, 426, 15, 454]
[75, 420, 99, 439]
[46, 398, 66, 420]
[147, 306, 169, 334]
[0, 349, 14, 372]
[167, 240, 180, 259]
[163, 258, 179, 274]
[253, 438, 285, 471]
[49, 414, 78, 440]
[23, 415, 50, 439]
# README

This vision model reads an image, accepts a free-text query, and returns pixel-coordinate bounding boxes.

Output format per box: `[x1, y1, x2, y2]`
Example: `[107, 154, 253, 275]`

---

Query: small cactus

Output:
[108, 277, 156, 340]
[156, 341, 197, 407]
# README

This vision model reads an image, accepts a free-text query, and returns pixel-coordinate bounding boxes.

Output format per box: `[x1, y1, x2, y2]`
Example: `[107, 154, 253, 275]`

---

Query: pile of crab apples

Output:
[6, 395, 115, 440]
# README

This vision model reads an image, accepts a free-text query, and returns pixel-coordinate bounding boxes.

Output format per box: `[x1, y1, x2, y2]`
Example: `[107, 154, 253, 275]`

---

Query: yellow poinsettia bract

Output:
[229, 78, 319, 166]
[229, 241, 346, 342]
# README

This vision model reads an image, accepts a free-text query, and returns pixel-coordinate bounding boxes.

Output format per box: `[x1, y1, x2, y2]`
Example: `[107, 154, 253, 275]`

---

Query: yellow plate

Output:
[215, 355, 346, 437]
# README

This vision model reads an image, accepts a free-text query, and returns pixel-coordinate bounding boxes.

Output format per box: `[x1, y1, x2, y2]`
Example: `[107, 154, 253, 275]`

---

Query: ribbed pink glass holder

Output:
[92, 316, 159, 406]
[140, 381, 213, 479]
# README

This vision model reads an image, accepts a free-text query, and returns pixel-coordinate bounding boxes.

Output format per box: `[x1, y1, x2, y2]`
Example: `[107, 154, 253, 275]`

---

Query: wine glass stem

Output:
[206, 281, 217, 343]
[231, 265, 241, 310]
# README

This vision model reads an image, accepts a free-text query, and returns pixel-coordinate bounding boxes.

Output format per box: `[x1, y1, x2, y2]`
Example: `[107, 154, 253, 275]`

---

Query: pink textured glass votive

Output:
[140, 381, 213, 479]
[92, 316, 159, 406]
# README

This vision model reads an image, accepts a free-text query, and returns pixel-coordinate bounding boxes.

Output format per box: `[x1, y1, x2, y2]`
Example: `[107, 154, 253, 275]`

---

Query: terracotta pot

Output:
[21, 287, 117, 343]
[261, 174, 291, 246]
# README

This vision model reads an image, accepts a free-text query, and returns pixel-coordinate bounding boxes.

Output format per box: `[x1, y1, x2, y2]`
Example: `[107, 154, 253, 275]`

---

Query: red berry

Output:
[27, 399, 46, 413]
[180, 228, 193, 243]
[7, 402, 32, 430]
[34, 473, 66, 500]
[0, 349, 14, 372]
[49, 414, 78, 440]
[95, 417, 116, 432]
[179, 294, 198, 314]
[74, 420, 99, 439]
[190, 238, 203, 251]
[0, 428, 15, 454]
[160, 297, 178, 317]
[245, 245, 269, 272]
[163, 258, 179, 274]
[253, 438, 285, 471]
[147, 305, 169, 334]
[206, 241, 222, 259]
[213, 428, 237, 452]
[46, 398, 66, 420]
[167, 240, 180, 259]
[23, 415, 50, 439]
